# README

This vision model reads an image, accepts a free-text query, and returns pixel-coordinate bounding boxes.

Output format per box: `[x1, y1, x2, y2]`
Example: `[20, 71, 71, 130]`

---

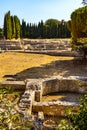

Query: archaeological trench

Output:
[1, 75, 87, 128]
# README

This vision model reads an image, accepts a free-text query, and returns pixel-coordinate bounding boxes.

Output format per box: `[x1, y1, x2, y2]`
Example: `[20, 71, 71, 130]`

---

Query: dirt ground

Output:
[0, 52, 87, 81]
[42, 92, 83, 103]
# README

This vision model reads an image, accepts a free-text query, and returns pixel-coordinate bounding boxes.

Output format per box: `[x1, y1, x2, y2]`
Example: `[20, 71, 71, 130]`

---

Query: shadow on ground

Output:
[3, 59, 87, 81]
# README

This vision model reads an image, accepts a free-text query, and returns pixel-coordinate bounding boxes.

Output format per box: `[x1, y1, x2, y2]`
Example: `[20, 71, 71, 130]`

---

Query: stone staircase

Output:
[18, 80, 42, 116]
[19, 90, 34, 115]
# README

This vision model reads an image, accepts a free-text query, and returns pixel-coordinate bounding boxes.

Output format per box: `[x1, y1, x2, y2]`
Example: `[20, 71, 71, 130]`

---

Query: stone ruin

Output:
[1, 75, 87, 129]
[0, 40, 22, 50]
[19, 79, 43, 115]
[18, 76, 87, 117]
[1, 76, 87, 116]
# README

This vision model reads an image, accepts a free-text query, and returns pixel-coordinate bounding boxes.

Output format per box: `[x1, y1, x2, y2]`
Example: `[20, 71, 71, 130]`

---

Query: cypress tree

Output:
[4, 13, 7, 39]
[0, 28, 3, 39]
[11, 16, 16, 39]
[6, 11, 12, 39]
[4, 11, 12, 39]
[26, 23, 30, 38]
[37, 20, 44, 38]
[21, 19, 26, 38]
[4, 11, 21, 39]
[14, 15, 21, 39]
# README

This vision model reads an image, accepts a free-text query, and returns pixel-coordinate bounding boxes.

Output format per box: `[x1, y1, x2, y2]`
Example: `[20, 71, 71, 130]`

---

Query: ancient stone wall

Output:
[32, 101, 79, 116]
[0, 40, 22, 50]
[19, 76, 87, 116]
[42, 76, 87, 95]
[1, 76, 87, 116]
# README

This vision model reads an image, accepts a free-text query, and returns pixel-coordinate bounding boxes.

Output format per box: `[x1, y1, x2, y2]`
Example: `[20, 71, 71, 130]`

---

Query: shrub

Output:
[57, 94, 87, 130]
[0, 85, 32, 130]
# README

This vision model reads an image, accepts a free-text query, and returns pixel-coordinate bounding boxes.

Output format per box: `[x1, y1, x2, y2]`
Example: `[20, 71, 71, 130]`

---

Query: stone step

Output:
[19, 107, 26, 111]
[19, 102, 31, 107]
[20, 99, 31, 104]
[22, 93, 31, 98]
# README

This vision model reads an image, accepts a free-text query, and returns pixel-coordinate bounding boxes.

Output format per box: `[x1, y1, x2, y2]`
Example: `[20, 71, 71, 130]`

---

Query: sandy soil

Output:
[0, 52, 87, 81]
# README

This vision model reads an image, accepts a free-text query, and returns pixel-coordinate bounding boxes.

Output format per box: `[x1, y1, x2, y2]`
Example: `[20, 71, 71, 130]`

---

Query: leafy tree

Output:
[68, 6, 87, 58]
[45, 19, 58, 38]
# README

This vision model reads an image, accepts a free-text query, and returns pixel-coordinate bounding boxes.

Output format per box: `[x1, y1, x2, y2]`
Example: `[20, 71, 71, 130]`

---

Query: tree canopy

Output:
[21, 18, 70, 39]
[67, 6, 87, 58]
[82, 0, 87, 5]
[4, 11, 21, 39]
[3, 11, 70, 39]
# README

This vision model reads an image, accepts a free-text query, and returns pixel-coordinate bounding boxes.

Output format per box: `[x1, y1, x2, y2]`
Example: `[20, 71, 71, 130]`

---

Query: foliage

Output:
[21, 19, 27, 38]
[4, 11, 21, 39]
[82, 0, 87, 5]
[57, 119, 73, 130]
[0, 28, 3, 39]
[11, 16, 16, 38]
[4, 11, 12, 39]
[57, 94, 87, 130]
[69, 95, 87, 130]
[0, 85, 32, 130]
[45, 19, 58, 38]
[21, 19, 70, 39]
[71, 7, 87, 39]
[14, 15, 21, 39]
[3, 10, 70, 39]
[67, 6, 87, 58]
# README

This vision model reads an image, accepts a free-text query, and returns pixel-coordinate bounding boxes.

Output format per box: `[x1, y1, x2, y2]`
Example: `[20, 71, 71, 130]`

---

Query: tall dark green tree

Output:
[4, 11, 12, 39]
[37, 20, 44, 38]
[58, 20, 70, 38]
[21, 19, 27, 38]
[14, 15, 21, 39]
[43, 24, 48, 38]
[0, 28, 3, 39]
[20, 18, 70, 39]
[4, 11, 21, 39]
[11, 16, 16, 38]
[4, 13, 7, 39]
[26, 23, 30, 37]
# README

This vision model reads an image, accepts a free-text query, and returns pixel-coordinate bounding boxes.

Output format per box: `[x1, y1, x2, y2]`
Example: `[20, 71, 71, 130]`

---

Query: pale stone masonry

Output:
[0, 76, 87, 116]
[18, 76, 87, 116]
